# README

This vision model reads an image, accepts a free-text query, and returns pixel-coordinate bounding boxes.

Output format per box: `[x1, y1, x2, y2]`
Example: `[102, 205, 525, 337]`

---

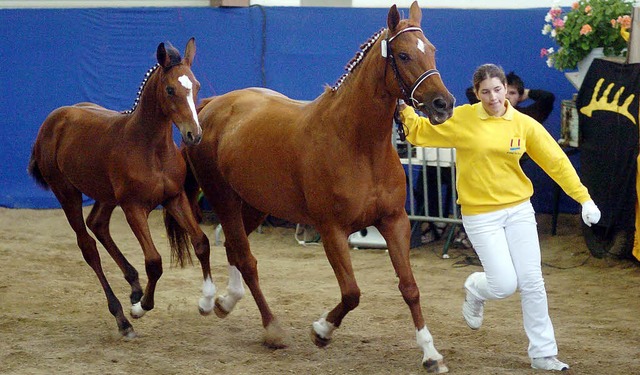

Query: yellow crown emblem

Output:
[579, 78, 636, 125]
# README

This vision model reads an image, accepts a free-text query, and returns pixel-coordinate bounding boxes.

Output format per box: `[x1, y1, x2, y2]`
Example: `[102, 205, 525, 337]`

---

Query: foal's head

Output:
[384, 1, 454, 124]
[155, 38, 202, 145]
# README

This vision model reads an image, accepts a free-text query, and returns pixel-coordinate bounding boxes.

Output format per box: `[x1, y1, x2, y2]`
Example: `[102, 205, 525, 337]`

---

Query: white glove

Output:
[581, 200, 601, 227]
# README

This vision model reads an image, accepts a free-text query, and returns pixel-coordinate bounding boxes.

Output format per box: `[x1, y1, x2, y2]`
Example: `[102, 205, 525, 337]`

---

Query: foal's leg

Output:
[120, 205, 162, 318]
[52, 187, 134, 338]
[214, 204, 265, 318]
[376, 213, 447, 373]
[310, 225, 360, 347]
[163, 193, 215, 315]
[86, 202, 143, 305]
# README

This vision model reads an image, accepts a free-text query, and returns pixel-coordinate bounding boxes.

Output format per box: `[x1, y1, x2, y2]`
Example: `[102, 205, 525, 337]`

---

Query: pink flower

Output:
[553, 18, 565, 28]
[585, 5, 592, 14]
[541, 48, 549, 57]
[549, 8, 563, 19]
[580, 24, 593, 35]
[572, 2, 579, 10]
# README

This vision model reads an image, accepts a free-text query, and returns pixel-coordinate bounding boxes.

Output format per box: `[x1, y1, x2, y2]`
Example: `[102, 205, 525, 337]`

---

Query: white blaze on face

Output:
[417, 39, 425, 54]
[178, 75, 200, 128]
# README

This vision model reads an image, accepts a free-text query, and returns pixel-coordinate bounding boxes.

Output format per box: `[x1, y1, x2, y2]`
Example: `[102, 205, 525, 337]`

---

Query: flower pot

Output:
[565, 47, 605, 90]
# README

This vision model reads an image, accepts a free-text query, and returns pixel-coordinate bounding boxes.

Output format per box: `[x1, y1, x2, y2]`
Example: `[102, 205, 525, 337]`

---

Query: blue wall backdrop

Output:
[0, 5, 581, 213]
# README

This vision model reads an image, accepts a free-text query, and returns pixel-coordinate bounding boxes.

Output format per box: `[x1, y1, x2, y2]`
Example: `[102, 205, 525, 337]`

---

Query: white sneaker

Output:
[461, 287, 484, 329]
[531, 356, 570, 371]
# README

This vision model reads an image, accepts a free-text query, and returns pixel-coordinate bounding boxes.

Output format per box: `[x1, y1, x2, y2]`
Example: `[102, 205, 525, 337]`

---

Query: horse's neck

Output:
[126, 76, 174, 148]
[324, 54, 396, 145]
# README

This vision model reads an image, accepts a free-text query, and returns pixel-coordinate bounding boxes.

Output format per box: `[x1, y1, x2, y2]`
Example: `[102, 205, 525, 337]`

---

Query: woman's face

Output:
[475, 77, 507, 117]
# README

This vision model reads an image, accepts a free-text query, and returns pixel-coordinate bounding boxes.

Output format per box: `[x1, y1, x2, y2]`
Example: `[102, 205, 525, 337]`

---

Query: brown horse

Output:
[28, 38, 215, 339]
[185, 2, 453, 372]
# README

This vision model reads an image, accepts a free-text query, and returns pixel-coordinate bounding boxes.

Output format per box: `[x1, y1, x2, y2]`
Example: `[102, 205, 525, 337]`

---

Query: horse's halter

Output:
[381, 26, 440, 108]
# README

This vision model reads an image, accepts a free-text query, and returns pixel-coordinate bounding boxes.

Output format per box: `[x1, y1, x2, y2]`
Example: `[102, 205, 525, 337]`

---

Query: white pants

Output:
[462, 201, 558, 359]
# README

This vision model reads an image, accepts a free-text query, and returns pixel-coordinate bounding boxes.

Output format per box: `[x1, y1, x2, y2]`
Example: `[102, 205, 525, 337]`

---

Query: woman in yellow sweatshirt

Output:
[399, 64, 601, 372]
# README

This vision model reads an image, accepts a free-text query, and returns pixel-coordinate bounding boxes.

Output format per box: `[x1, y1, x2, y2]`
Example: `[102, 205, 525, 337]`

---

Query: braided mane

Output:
[122, 63, 160, 114]
[331, 28, 385, 92]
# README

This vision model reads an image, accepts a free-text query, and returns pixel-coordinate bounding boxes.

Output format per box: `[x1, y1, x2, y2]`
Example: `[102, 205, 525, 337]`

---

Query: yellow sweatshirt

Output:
[400, 102, 591, 215]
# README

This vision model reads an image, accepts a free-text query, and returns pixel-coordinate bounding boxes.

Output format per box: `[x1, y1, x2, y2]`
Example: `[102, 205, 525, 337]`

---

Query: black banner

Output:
[577, 58, 640, 253]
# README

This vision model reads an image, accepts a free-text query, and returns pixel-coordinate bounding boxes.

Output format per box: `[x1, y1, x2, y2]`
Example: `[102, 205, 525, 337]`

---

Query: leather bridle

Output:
[382, 26, 440, 108]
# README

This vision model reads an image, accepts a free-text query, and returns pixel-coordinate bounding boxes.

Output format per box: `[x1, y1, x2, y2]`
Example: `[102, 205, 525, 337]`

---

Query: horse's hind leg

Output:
[52, 187, 135, 338]
[163, 192, 215, 315]
[120, 204, 163, 318]
[86, 202, 143, 305]
[214, 203, 266, 318]
[216, 198, 286, 348]
[309, 225, 360, 347]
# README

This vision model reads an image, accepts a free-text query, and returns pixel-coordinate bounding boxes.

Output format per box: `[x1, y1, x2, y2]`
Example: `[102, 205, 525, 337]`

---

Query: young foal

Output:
[28, 38, 215, 338]
[186, 2, 454, 372]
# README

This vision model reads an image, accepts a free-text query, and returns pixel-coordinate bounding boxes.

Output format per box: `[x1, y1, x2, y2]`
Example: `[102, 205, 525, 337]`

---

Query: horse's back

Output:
[192, 88, 313, 221]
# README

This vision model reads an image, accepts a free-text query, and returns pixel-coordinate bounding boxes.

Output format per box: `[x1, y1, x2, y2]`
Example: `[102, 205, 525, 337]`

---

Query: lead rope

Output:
[395, 99, 407, 142]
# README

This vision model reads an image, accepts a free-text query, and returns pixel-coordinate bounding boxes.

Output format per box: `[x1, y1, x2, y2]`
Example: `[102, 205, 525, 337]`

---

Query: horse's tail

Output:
[163, 208, 194, 268]
[27, 145, 50, 190]
[163, 147, 202, 268]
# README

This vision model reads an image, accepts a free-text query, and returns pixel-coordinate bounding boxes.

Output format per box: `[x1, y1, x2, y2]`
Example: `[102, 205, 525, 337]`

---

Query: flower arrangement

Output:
[541, 0, 634, 71]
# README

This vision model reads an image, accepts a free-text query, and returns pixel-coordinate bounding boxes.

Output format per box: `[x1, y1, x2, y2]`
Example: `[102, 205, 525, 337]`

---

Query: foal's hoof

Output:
[213, 300, 230, 318]
[310, 328, 331, 348]
[423, 358, 449, 373]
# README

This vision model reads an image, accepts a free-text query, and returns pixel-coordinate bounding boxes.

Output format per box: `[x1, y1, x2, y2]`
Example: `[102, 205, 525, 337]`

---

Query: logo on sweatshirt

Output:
[509, 138, 522, 152]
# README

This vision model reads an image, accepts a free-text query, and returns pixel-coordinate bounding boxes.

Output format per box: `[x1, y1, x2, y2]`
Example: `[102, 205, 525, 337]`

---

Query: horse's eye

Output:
[398, 53, 410, 61]
[166, 87, 175, 96]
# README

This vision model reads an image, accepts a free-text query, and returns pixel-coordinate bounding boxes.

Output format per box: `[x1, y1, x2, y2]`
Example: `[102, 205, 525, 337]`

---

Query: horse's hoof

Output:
[199, 306, 213, 316]
[198, 296, 214, 316]
[213, 300, 230, 318]
[423, 358, 449, 373]
[120, 326, 137, 340]
[130, 302, 147, 319]
[263, 321, 287, 349]
[310, 328, 331, 348]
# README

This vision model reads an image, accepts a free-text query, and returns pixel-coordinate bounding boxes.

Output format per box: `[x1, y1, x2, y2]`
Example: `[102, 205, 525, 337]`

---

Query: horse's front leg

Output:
[310, 226, 360, 347]
[377, 213, 448, 373]
[163, 193, 215, 315]
[121, 205, 162, 318]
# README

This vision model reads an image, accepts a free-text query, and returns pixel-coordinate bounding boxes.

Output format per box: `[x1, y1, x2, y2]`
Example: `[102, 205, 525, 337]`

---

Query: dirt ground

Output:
[1, 207, 639, 375]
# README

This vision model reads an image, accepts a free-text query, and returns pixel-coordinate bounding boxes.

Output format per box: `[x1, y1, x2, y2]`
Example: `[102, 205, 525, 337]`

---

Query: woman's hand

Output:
[397, 99, 408, 111]
[581, 200, 601, 227]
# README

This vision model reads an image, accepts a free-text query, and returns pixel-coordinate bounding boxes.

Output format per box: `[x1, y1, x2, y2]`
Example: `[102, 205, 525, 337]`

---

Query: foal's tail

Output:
[27, 145, 50, 190]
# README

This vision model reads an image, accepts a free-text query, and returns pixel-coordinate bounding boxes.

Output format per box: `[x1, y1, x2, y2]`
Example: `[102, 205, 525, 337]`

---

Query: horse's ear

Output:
[157, 42, 170, 68]
[409, 1, 422, 25]
[387, 4, 400, 32]
[184, 37, 196, 67]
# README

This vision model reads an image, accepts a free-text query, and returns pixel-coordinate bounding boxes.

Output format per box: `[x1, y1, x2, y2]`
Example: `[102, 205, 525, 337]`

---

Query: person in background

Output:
[398, 63, 601, 372]
[466, 71, 555, 124]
